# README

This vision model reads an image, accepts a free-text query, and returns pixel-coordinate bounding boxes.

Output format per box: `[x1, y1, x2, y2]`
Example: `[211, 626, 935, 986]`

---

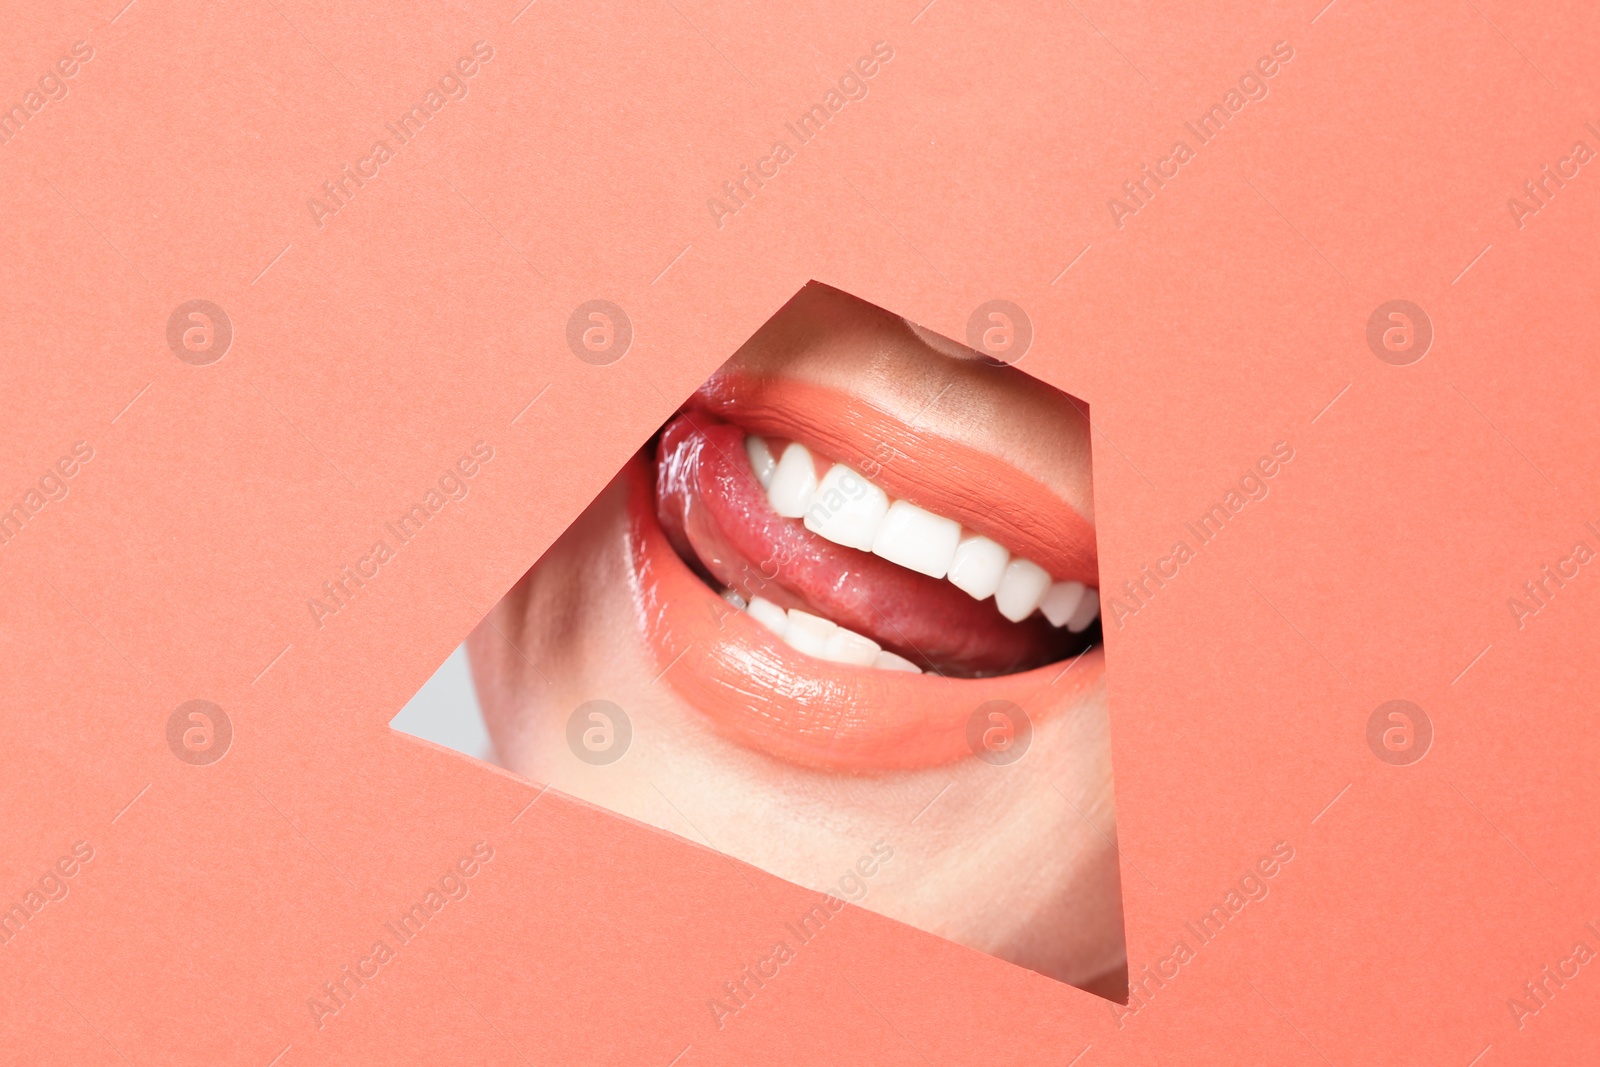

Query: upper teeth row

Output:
[746, 436, 1100, 633]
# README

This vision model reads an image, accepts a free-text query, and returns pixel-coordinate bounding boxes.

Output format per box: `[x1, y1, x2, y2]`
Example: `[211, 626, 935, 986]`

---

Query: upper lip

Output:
[628, 369, 1104, 773]
[690, 369, 1098, 585]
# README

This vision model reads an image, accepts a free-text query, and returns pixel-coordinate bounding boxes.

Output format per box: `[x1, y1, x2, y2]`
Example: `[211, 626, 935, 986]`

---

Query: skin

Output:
[467, 284, 1126, 995]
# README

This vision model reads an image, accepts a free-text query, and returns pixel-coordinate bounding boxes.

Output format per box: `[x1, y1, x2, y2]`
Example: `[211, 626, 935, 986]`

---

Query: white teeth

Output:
[780, 608, 905, 669]
[746, 595, 789, 636]
[767, 441, 818, 518]
[739, 597, 919, 673]
[750, 433, 1099, 634]
[1038, 580, 1086, 627]
[871, 500, 962, 579]
[822, 627, 881, 666]
[745, 435, 777, 489]
[722, 589, 749, 611]
[804, 463, 889, 551]
[783, 608, 836, 657]
[947, 535, 1010, 600]
[995, 558, 1052, 622]
[1064, 587, 1100, 633]
[873, 650, 922, 673]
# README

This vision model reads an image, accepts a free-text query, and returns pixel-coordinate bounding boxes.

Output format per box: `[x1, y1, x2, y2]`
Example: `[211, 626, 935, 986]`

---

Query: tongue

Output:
[655, 413, 1074, 677]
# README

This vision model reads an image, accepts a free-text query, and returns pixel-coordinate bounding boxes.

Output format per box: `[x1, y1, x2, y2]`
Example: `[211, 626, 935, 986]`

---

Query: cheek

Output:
[465, 487, 649, 773]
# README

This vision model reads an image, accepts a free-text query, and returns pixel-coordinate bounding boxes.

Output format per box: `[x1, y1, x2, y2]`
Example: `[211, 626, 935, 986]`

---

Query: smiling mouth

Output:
[621, 363, 1105, 773]
[657, 404, 1101, 679]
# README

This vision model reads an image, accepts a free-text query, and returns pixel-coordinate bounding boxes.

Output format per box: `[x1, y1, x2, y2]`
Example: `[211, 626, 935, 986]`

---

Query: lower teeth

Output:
[741, 595, 923, 674]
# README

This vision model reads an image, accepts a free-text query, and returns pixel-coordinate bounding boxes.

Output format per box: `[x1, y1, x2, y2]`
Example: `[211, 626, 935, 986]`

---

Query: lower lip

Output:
[621, 454, 1105, 772]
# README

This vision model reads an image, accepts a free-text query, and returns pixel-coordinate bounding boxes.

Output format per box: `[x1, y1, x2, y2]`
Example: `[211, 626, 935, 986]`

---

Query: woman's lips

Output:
[655, 413, 1075, 676]
[625, 453, 1105, 771]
